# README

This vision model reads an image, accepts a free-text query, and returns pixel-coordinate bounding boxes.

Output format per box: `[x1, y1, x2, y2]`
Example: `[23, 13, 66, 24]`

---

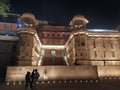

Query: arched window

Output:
[51, 50, 56, 56]
[62, 50, 66, 56]
[40, 50, 45, 56]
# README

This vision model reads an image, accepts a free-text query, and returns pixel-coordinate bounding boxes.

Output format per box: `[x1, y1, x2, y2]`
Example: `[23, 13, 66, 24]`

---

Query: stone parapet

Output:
[6, 66, 98, 82]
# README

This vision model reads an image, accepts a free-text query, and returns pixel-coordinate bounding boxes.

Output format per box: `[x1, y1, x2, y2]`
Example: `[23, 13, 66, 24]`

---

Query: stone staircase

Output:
[41, 57, 66, 65]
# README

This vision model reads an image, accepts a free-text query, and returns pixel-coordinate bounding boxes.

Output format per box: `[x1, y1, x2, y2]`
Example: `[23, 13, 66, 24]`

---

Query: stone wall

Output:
[98, 66, 120, 77]
[6, 66, 120, 82]
[6, 66, 98, 82]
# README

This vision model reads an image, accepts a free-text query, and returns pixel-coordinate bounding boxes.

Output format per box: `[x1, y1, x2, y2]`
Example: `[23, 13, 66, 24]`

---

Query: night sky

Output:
[10, 0, 120, 29]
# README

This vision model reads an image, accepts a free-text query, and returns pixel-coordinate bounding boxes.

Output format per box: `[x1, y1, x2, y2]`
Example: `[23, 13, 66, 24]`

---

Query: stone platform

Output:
[1, 78, 120, 90]
[6, 66, 98, 82]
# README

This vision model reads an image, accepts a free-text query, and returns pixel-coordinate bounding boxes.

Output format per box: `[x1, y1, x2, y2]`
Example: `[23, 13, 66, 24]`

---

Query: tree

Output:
[0, 0, 10, 17]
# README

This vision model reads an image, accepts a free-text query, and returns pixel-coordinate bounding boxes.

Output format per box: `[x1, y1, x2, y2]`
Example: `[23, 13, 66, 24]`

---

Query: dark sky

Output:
[10, 0, 120, 29]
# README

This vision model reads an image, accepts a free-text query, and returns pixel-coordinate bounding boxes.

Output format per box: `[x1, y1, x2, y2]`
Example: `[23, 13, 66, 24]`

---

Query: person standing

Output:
[31, 69, 40, 90]
[25, 71, 31, 90]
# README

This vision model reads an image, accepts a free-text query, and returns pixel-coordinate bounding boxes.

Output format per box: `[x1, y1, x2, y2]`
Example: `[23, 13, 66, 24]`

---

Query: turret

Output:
[17, 13, 40, 66]
[18, 13, 38, 28]
[69, 15, 89, 29]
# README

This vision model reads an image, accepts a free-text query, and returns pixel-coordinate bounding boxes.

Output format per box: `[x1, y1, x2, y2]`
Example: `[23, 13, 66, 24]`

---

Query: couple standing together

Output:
[25, 69, 40, 90]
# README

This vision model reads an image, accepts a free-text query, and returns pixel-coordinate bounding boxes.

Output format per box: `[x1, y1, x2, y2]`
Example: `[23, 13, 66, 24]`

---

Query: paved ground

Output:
[0, 78, 120, 90]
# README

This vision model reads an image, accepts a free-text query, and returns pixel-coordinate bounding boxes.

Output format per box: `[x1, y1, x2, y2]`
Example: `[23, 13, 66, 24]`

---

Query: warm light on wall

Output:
[37, 56, 43, 66]
[34, 33, 42, 46]
[65, 34, 73, 47]
[41, 45, 65, 49]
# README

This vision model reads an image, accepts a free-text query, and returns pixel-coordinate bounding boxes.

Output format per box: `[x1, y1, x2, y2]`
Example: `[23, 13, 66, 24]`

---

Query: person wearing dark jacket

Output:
[31, 69, 40, 90]
[25, 71, 31, 90]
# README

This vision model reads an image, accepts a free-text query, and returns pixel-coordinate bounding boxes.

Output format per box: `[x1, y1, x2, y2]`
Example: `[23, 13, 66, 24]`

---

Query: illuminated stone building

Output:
[66, 15, 120, 66]
[0, 13, 120, 81]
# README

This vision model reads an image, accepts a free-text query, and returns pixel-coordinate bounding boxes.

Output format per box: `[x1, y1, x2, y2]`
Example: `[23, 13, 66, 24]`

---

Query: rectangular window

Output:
[103, 41, 105, 48]
[93, 40, 96, 48]
[95, 51, 97, 57]
[112, 51, 115, 57]
[104, 51, 106, 57]
[81, 41, 85, 46]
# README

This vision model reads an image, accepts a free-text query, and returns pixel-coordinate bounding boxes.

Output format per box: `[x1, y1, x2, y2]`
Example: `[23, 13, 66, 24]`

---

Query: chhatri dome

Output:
[18, 13, 38, 27]
[69, 15, 89, 27]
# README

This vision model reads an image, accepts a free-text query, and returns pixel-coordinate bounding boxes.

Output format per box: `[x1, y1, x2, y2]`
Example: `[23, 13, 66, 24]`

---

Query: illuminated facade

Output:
[38, 15, 120, 66]
[0, 13, 120, 67]
[0, 13, 120, 81]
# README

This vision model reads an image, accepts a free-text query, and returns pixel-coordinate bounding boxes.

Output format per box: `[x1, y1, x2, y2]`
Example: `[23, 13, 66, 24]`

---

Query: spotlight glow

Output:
[17, 22, 24, 28]
[5, 34, 9, 36]
[88, 29, 119, 32]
